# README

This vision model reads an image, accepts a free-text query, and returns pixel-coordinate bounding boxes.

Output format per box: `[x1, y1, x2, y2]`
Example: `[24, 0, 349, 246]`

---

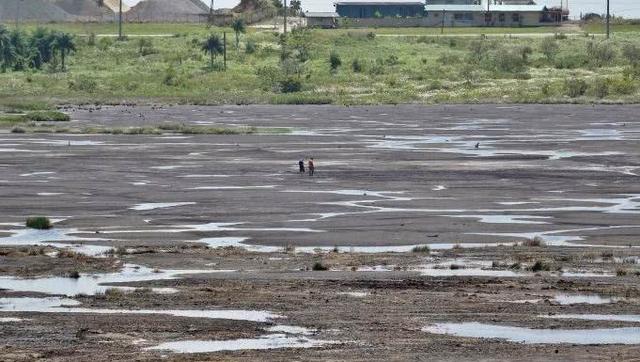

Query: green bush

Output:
[622, 43, 640, 66]
[587, 41, 616, 67]
[565, 78, 588, 97]
[554, 53, 589, 69]
[312, 261, 328, 271]
[24, 111, 70, 122]
[351, 58, 363, 73]
[329, 51, 342, 72]
[245, 39, 257, 54]
[592, 78, 609, 98]
[411, 245, 430, 253]
[610, 77, 636, 95]
[540, 37, 559, 62]
[279, 77, 302, 93]
[68, 75, 98, 93]
[26, 216, 52, 230]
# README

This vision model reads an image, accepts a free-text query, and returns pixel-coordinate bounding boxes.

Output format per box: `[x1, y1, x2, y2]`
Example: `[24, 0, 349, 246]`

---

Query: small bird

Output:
[475, 142, 480, 149]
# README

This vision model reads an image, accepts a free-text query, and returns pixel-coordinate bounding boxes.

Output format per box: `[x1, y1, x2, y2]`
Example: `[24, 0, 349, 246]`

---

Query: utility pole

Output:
[606, 0, 610, 39]
[118, 0, 123, 40]
[283, 0, 288, 35]
[15, 0, 21, 30]
[209, 0, 214, 25]
[223, 32, 227, 70]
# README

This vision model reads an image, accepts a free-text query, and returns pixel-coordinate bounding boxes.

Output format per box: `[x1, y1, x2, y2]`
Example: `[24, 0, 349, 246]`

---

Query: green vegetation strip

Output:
[2, 23, 640, 105]
[8, 124, 291, 135]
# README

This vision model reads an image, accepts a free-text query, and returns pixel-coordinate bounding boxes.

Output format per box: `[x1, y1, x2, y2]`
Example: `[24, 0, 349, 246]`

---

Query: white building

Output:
[425, 0, 567, 27]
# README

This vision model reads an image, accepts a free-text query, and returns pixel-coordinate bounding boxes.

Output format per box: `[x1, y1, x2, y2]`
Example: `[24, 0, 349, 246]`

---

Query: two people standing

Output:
[299, 158, 315, 176]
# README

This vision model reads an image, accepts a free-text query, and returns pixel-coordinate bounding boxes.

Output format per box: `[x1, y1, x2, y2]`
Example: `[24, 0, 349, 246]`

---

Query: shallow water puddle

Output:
[190, 185, 278, 190]
[423, 322, 640, 344]
[130, 202, 196, 211]
[0, 264, 233, 297]
[542, 314, 640, 323]
[145, 334, 336, 353]
[554, 294, 620, 305]
[0, 228, 111, 257]
[417, 258, 523, 277]
[444, 214, 551, 225]
[0, 297, 280, 323]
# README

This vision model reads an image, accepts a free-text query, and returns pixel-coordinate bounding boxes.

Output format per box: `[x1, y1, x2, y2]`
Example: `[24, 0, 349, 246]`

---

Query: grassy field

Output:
[1, 22, 640, 108]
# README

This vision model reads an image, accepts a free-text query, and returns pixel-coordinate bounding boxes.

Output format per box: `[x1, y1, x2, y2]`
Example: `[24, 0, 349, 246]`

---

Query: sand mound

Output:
[125, 0, 209, 22]
[102, 0, 130, 13]
[0, 0, 73, 22]
[51, 0, 115, 20]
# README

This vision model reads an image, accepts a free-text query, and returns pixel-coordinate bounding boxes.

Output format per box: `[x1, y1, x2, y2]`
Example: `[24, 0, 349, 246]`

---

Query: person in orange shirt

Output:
[308, 158, 315, 176]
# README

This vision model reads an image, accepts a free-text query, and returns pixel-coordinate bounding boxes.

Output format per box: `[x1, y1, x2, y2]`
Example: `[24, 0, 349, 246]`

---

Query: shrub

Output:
[530, 261, 550, 272]
[26, 216, 52, 230]
[449, 264, 463, 270]
[540, 37, 559, 62]
[587, 41, 616, 67]
[279, 77, 302, 93]
[68, 270, 81, 279]
[11, 126, 26, 133]
[622, 43, 640, 66]
[162, 66, 179, 86]
[329, 51, 342, 72]
[616, 268, 628, 276]
[610, 77, 636, 95]
[366, 32, 376, 40]
[492, 47, 527, 73]
[411, 245, 430, 253]
[523, 236, 545, 247]
[351, 58, 363, 73]
[554, 53, 589, 69]
[24, 111, 69, 122]
[68, 75, 97, 93]
[312, 262, 328, 271]
[592, 78, 609, 98]
[564, 78, 588, 98]
[245, 39, 257, 54]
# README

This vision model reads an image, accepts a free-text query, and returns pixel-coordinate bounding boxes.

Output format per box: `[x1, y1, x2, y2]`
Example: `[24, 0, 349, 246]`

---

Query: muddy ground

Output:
[1, 104, 640, 361]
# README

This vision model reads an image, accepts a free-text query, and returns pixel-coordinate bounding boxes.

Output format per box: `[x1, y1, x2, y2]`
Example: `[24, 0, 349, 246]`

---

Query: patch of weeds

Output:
[509, 262, 521, 270]
[522, 237, 545, 247]
[565, 78, 588, 98]
[26, 216, 52, 230]
[530, 260, 551, 272]
[616, 268, 628, 277]
[68, 270, 81, 279]
[24, 111, 70, 122]
[312, 261, 328, 271]
[411, 245, 430, 253]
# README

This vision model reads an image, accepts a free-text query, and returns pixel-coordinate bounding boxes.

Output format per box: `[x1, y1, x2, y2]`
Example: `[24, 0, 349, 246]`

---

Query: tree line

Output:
[0, 25, 76, 73]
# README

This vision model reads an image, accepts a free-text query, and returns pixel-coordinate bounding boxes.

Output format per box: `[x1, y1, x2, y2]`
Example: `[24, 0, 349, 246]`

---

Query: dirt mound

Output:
[102, 0, 130, 13]
[51, 0, 115, 20]
[125, 0, 209, 22]
[0, 0, 73, 22]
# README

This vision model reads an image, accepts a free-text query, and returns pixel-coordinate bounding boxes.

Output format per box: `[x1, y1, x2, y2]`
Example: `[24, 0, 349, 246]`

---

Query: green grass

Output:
[17, 22, 234, 36]
[2, 26, 640, 105]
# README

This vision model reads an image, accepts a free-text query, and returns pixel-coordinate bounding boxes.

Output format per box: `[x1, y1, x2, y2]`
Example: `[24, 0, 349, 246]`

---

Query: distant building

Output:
[335, 1, 426, 18]
[304, 12, 340, 28]
[425, 0, 567, 26]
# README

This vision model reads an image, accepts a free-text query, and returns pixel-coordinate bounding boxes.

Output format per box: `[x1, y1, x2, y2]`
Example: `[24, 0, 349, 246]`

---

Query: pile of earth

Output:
[125, 0, 209, 22]
[0, 0, 74, 22]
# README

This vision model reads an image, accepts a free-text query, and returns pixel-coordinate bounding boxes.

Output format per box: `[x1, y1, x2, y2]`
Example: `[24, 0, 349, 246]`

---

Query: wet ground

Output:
[1, 104, 640, 360]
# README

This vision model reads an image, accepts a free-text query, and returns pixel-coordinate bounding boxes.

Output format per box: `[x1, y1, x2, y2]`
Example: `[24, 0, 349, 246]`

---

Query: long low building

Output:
[332, 0, 567, 27]
[424, 3, 565, 27]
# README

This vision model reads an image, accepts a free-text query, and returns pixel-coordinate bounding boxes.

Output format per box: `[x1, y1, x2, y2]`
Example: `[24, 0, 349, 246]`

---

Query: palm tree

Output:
[231, 18, 246, 49]
[30, 27, 56, 69]
[53, 32, 76, 72]
[0, 26, 15, 72]
[201, 34, 224, 69]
